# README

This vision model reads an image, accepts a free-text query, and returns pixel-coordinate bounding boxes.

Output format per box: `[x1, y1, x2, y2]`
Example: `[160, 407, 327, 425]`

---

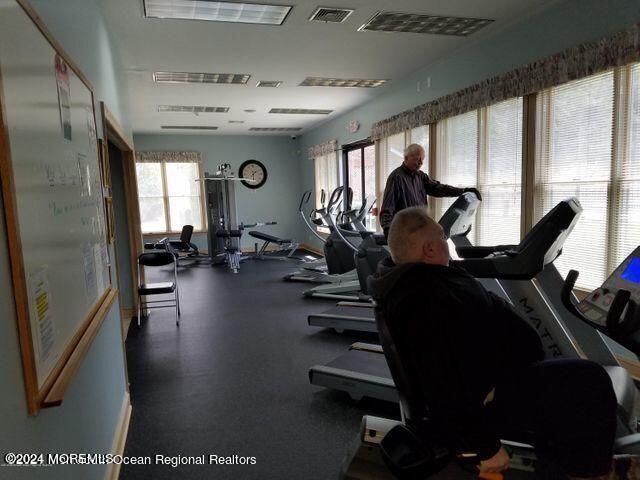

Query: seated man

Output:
[368, 206, 635, 479]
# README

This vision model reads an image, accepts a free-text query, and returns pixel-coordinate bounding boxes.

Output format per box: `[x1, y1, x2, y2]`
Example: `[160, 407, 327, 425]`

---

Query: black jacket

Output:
[379, 165, 463, 231]
[368, 258, 544, 459]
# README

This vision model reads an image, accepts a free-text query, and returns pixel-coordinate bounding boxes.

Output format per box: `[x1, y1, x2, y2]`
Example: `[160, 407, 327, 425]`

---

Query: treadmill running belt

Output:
[309, 349, 397, 402]
[308, 305, 376, 332]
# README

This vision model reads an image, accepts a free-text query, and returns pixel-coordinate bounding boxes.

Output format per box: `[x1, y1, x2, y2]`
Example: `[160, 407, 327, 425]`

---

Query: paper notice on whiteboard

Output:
[83, 242, 97, 301]
[28, 268, 57, 375]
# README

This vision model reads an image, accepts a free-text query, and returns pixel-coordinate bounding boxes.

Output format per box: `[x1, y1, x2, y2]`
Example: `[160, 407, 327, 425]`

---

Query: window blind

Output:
[436, 110, 478, 235]
[534, 71, 615, 290]
[409, 125, 430, 173]
[314, 152, 339, 209]
[612, 64, 640, 270]
[476, 98, 523, 246]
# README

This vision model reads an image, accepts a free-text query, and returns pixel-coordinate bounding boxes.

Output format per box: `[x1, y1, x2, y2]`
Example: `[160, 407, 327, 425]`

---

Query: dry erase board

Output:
[0, 0, 115, 414]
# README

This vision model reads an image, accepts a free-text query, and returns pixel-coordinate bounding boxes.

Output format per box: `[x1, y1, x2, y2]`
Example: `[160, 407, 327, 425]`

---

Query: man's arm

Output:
[422, 173, 482, 200]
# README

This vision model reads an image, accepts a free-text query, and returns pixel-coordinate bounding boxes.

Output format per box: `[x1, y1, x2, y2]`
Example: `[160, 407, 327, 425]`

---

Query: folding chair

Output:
[137, 251, 181, 326]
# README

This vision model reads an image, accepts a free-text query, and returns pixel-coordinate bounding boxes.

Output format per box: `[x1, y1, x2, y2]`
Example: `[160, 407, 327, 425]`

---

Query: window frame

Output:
[136, 160, 207, 235]
[342, 140, 375, 210]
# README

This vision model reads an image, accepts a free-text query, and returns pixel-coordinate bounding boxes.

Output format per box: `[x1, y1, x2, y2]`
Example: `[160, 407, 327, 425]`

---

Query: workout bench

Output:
[248, 231, 299, 260]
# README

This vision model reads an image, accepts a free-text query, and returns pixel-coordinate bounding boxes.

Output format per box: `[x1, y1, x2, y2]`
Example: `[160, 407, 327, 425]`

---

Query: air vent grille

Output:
[158, 105, 230, 113]
[309, 7, 354, 23]
[359, 11, 493, 36]
[228, 120, 245, 124]
[249, 127, 302, 132]
[161, 126, 219, 130]
[300, 77, 388, 88]
[269, 108, 333, 115]
[256, 80, 283, 88]
[153, 72, 250, 84]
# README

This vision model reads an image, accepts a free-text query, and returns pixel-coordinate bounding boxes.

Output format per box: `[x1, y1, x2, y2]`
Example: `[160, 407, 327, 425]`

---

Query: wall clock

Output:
[239, 159, 267, 189]
[347, 119, 360, 134]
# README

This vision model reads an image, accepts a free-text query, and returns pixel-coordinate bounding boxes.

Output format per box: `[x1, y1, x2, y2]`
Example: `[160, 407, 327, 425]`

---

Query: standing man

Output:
[379, 143, 481, 236]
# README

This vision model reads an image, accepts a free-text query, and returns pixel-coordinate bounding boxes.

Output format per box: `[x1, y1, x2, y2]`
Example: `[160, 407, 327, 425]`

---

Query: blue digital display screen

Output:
[621, 257, 640, 284]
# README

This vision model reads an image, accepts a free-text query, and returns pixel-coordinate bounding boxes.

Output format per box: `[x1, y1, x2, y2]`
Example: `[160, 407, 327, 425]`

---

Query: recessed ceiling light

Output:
[299, 77, 388, 88]
[269, 108, 333, 114]
[256, 80, 283, 87]
[153, 72, 250, 84]
[144, 0, 293, 25]
[158, 105, 230, 113]
[161, 125, 219, 130]
[249, 127, 302, 131]
[244, 109, 257, 113]
[358, 11, 493, 36]
[228, 120, 245, 124]
[309, 7, 354, 23]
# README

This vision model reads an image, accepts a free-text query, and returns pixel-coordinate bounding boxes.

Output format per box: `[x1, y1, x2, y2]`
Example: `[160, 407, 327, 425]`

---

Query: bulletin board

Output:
[0, 0, 117, 414]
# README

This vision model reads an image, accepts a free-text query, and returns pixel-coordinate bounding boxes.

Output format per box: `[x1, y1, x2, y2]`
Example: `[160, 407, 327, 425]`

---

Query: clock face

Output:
[239, 159, 267, 189]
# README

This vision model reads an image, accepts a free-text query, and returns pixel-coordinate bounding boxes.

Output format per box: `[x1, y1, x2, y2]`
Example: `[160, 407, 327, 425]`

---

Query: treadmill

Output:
[309, 197, 639, 432]
[308, 193, 507, 333]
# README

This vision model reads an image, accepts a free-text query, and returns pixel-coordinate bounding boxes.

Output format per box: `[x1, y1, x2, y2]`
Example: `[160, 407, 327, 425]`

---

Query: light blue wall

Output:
[297, 0, 640, 246]
[28, 0, 133, 137]
[134, 134, 307, 250]
[0, 1, 129, 478]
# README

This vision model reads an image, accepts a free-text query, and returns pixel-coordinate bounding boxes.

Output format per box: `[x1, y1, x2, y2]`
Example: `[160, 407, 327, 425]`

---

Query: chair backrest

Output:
[374, 305, 430, 426]
[179, 225, 194, 243]
[138, 251, 176, 267]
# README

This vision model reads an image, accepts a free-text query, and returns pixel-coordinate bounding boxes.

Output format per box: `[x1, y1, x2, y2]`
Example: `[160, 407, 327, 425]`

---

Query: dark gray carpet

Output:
[120, 255, 398, 480]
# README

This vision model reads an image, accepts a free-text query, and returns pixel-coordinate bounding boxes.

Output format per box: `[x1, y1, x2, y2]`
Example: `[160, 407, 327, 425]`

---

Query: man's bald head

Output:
[388, 207, 450, 266]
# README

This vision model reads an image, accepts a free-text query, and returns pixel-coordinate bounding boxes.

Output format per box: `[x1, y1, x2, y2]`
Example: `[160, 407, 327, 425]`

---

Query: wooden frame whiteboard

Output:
[0, 0, 117, 415]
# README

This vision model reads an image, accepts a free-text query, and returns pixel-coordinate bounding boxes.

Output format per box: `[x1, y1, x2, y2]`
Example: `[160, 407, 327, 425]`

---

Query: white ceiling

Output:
[101, 0, 557, 136]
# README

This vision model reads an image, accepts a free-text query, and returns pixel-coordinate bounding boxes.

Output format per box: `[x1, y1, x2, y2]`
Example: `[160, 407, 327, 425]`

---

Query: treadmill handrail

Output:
[456, 198, 583, 280]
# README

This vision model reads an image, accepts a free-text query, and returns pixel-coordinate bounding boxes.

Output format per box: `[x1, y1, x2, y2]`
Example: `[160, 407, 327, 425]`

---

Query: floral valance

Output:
[371, 22, 640, 140]
[308, 139, 338, 159]
[135, 151, 201, 163]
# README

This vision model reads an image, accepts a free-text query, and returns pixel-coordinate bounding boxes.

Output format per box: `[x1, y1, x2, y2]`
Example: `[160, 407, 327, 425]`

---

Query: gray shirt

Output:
[379, 165, 463, 231]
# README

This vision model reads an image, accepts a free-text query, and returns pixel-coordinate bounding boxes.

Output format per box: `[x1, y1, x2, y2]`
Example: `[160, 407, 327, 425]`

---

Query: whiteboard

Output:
[0, 0, 111, 394]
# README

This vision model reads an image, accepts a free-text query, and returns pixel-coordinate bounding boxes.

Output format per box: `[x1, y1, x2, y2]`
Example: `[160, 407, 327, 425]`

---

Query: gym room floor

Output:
[121, 255, 399, 480]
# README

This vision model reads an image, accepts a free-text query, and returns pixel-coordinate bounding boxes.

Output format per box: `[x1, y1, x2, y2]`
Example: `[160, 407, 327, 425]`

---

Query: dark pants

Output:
[488, 359, 618, 478]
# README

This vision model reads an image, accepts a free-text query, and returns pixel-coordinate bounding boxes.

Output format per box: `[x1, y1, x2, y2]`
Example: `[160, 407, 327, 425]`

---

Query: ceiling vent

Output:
[256, 80, 283, 88]
[299, 77, 388, 88]
[358, 11, 494, 36]
[309, 7, 354, 23]
[249, 127, 302, 132]
[158, 105, 229, 113]
[269, 108, 333, 115]
[228, 120, 245, 124]
[153, 72, 250, 84]
[161, 126, 219, 130]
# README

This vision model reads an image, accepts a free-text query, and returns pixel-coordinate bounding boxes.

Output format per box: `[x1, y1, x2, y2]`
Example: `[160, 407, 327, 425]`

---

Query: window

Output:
[313, 151, 339, 209]
[534, 71, 614, 290]
[377, 127, 430, 203]
[612, 64, 640, 272]
[136, 161, 204, 233]
[344, 143, 377, 230]
[435, 101, 523, 245]
[477, 98, 523, 246]
[534, 64, 640, 290]
[436, 110, 478, 235]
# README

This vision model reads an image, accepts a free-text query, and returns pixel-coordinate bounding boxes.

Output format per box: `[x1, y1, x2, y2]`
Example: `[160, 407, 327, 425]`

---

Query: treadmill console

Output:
[577, 247, 640, 326]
